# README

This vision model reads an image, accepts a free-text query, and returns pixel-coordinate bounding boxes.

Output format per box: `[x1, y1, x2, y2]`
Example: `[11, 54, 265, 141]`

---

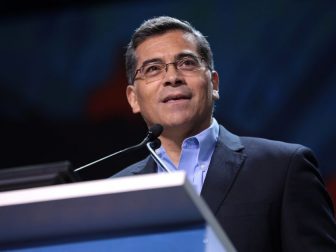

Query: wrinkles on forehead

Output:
[134, 30, 198, 69]
[138, 52, 200, 68]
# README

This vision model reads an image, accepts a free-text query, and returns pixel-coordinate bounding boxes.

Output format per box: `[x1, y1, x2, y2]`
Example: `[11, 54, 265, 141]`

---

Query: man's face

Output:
[126, 30, 219, 136]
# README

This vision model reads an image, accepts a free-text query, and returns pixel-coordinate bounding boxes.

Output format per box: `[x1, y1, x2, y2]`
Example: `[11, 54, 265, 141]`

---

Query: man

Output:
[115, 16, 336, 251]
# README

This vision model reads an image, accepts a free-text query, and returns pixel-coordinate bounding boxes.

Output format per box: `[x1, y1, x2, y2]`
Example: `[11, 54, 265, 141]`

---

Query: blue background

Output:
[1, 0, 335, 199]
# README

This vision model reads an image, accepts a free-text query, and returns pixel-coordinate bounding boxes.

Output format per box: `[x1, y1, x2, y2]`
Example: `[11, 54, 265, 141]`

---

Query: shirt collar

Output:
[156, 118, 219, 162]
[189, 118, 219, 163]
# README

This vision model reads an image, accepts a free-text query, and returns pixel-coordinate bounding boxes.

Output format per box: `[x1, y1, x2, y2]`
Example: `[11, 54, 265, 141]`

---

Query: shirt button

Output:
[200, 164, 207, 171]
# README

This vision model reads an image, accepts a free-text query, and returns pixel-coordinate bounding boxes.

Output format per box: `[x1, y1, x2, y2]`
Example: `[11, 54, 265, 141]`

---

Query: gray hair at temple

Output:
[125, 16, 214, 85]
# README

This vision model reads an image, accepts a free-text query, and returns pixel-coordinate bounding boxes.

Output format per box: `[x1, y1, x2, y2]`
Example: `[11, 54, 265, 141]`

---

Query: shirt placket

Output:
[179, 140, 201, 194]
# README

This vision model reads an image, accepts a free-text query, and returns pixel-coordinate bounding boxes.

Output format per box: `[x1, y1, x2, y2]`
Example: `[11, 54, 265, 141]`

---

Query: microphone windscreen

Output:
[149, 139, 161, 149]
[148, 124, 163, 141]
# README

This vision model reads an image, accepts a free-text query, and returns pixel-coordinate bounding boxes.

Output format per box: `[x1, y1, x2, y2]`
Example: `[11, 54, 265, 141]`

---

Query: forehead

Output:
[135, 30, 198, 66]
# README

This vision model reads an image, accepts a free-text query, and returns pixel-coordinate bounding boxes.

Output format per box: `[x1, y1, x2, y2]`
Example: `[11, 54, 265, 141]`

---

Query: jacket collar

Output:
[201, 125, 246, 214]
[133, 125, 246, 215]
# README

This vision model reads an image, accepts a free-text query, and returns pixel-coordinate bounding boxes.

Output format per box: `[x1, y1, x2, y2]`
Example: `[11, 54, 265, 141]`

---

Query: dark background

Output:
[1, 0, 336, 203]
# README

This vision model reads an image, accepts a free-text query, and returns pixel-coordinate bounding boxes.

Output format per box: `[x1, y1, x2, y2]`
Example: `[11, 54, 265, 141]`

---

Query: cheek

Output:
[196, 78, 214, 101]
[135, 87, 157, 112]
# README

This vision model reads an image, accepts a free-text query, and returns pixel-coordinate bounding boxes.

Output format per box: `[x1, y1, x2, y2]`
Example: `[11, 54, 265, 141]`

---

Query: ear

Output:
[211, 71, 220, 101]
[126, 85, 141, 114]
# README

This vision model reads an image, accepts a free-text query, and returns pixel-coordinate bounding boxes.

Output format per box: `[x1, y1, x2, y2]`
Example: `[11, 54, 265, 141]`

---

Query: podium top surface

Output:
[0, 172, 208, 245]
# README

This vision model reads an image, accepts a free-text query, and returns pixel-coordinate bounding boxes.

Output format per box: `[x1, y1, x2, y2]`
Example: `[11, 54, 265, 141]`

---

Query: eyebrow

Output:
[139, 52, 199, 68]
[140, 58, 163, 68]
[175, 52, 199, 60]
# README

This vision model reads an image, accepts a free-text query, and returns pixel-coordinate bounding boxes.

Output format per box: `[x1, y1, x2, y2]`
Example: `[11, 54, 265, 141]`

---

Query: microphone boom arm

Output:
[73, 124, 164, 173]
[146, 142, 171, 173]
[74, 143, 143, 172]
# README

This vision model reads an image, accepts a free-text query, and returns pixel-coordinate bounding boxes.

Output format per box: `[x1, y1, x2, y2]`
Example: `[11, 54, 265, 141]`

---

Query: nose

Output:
[163, 63, 185, 86]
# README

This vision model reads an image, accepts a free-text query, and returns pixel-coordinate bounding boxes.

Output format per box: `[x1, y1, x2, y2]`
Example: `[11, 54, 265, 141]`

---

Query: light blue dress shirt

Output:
[156, 118, 219, 194]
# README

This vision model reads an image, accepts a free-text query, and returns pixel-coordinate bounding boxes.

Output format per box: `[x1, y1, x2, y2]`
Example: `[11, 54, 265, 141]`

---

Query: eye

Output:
[143, 63, 163, 75]
[179, 57, 199, 70]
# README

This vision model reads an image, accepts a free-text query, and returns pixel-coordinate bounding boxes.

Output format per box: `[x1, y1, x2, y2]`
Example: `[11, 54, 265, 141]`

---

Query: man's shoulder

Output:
[217, 124, 306, 152]
[240, 135, 308, 153]
[113, 156, 150, 178]
[237, 135, 317, 166]
[217, 124, 314, 159]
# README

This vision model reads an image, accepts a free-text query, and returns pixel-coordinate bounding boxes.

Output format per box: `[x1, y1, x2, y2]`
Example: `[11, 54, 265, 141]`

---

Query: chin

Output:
[161, 117, 195, 129]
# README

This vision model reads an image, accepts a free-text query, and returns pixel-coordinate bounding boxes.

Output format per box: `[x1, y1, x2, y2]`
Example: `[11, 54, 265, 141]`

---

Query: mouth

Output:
[162, 93, 192, 103]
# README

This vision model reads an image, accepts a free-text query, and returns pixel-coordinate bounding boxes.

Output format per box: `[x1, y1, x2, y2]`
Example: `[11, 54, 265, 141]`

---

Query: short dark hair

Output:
[125, 16, 214, 84]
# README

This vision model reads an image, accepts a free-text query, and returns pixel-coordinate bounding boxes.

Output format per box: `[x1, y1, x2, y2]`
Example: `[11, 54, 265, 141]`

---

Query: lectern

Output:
[0, 172, 236, 251]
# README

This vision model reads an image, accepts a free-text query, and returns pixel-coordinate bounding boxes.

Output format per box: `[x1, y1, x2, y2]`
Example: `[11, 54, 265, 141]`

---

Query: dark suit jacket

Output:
[114, 125, 336, 251]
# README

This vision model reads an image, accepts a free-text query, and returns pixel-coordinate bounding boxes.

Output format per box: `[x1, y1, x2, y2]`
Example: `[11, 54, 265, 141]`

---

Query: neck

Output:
[159, 118, 213, 166]
[159, 136, 182, 166]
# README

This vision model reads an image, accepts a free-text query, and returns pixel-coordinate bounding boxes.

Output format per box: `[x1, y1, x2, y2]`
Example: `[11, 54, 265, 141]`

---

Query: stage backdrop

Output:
[1, 0, 336, 205]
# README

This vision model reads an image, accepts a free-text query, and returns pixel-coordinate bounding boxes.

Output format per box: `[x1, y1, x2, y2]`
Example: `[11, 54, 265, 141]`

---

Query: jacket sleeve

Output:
[281, 146, 336, 251]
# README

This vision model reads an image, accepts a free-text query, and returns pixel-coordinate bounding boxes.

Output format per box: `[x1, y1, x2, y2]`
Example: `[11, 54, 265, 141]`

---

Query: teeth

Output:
[166, 97, 183, 102]
[163, 94, 189, 103]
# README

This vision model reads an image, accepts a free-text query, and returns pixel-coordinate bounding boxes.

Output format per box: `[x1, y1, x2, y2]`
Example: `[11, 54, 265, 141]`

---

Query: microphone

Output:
[149, 138, 161, 149]
[140, 124, 163, 145]
[146, 138, 172, 173]
[74, 124, 163, 172]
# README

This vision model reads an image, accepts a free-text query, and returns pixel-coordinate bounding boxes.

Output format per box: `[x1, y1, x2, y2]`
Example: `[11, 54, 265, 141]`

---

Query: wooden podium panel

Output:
[0, 172, 235, 251]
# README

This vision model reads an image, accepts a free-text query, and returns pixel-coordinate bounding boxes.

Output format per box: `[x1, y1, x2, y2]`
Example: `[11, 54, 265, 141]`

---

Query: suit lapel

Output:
[201, 125, 246, 214]
[129, 124, 246, 215]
